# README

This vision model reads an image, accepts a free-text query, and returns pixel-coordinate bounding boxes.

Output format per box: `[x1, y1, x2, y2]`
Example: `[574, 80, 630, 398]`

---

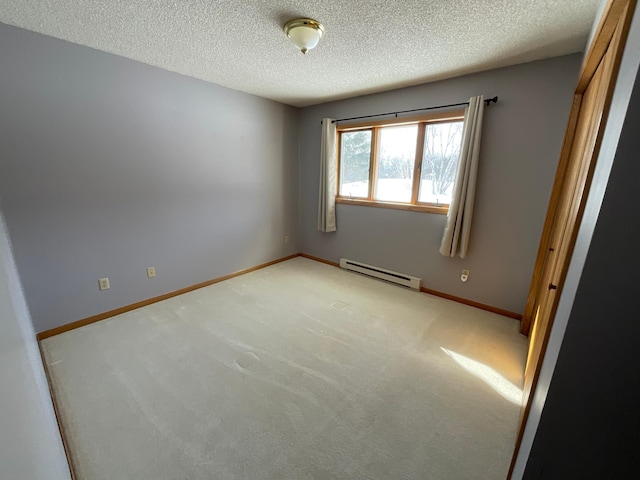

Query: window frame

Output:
[335, 110, 465, 215]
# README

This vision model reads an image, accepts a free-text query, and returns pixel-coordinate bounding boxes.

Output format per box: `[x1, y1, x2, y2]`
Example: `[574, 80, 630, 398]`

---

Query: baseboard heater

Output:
[339, 258, 421, 290]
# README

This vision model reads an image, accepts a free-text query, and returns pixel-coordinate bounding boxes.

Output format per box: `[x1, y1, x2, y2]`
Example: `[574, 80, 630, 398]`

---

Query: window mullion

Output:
[410, 123, 426, 205]
[368, 128, 379, 201]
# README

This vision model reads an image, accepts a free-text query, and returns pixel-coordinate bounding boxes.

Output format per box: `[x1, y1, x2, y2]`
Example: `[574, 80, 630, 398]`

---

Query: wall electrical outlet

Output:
[99, 277, 110, 291]
[284, 235, 290, 244]
[147, 266, 156, 278]
[461, 269, 470, 283]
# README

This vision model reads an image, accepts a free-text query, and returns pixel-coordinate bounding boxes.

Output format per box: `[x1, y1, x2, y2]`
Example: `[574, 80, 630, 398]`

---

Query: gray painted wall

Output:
[0, 211, 70, 478]
[297, 55, 581, 314]
[0, 23, 299, 332]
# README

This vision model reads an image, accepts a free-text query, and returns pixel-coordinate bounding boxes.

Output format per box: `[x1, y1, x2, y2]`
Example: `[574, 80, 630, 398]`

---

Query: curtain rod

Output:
[327, 96, 498, 124]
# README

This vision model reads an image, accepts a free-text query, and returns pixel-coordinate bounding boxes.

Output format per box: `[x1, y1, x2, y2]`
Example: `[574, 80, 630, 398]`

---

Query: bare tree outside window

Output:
[419, 121, 463, 204]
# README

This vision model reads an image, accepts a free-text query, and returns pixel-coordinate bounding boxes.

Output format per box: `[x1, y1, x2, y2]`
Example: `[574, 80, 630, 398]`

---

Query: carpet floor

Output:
[41, 257, 527, 479]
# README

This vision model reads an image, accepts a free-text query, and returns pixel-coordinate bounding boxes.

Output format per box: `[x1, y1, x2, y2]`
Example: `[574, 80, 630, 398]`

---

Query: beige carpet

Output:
[42, 257, 527, 479]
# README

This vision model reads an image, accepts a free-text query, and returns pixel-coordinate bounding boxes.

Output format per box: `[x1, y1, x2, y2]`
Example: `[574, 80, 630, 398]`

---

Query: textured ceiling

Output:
[1, 1, 600, 107]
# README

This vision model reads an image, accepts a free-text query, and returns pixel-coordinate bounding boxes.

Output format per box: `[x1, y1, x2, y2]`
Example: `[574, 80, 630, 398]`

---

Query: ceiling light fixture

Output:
[284, 18, 325, 54]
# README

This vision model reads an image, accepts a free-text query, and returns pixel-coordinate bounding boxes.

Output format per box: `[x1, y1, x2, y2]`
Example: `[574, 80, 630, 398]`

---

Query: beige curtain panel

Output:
[318, 118, 337, 232]
[439, 95, 485, 258]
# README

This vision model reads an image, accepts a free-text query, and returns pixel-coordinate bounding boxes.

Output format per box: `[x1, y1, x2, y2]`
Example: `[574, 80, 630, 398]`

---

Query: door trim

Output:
[508, 1, 636, 477]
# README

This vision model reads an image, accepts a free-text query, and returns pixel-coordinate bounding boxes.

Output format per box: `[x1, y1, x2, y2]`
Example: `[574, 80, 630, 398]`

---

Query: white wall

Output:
[0, 211, 70, 478]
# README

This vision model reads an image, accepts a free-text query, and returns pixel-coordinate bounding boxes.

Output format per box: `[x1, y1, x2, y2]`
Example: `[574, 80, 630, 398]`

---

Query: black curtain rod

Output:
[328, 96, 498, 124]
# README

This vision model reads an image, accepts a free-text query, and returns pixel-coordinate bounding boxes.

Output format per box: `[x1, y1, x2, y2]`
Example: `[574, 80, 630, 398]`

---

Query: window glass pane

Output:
[375, 125, 418, 203]
[419, 121, 463, 205]
[339, 130, 372, 198]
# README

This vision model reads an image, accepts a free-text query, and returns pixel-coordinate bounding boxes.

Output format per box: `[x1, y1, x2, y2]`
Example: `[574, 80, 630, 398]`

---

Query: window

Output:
[337, 111, 465, 214]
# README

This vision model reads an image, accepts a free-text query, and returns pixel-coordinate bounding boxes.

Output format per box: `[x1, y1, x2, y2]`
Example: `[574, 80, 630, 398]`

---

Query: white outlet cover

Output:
[99, 277, 110, 290]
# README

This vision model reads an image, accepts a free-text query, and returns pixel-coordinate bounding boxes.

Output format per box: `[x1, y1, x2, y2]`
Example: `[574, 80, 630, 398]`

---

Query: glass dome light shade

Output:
[284, 18, 325, 54]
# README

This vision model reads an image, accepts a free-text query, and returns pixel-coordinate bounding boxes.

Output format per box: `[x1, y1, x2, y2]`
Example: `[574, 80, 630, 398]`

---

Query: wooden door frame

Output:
[520, 0, 634, 336]
[509, 0, 636, 477]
